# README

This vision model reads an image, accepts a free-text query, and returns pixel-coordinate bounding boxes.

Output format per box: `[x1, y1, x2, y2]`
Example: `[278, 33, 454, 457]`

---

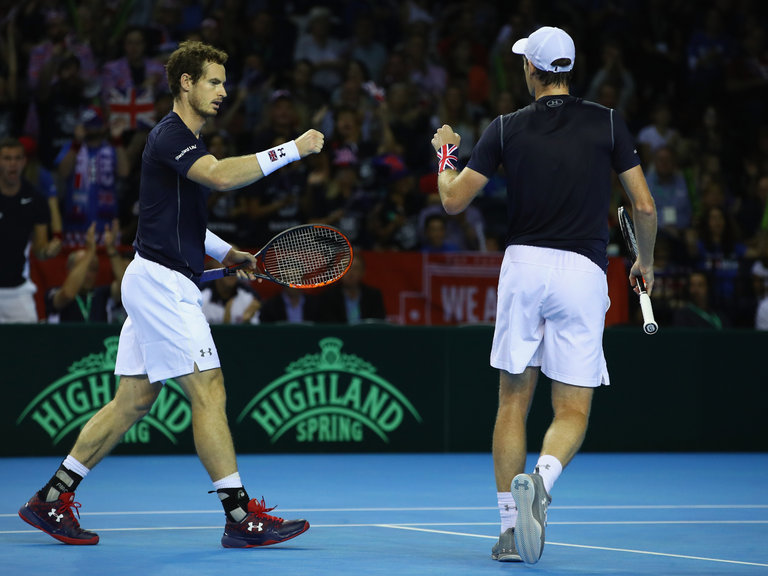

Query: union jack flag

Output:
[108, 87, 156, 130]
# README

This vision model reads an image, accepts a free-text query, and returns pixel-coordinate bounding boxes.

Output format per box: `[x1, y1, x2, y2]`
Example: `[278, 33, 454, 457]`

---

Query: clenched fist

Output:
[431, 124, 461, 152]
[295, 129, 325, 157]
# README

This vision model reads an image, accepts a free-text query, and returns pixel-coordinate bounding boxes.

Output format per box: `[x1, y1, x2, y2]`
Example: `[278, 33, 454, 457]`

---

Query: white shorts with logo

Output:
[115, 254, 220, 383]
[490, 245, 610, 387]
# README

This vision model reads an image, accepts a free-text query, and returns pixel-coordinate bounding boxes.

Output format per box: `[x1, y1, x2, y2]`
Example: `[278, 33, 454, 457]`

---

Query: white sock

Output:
[535, 455, 563, 494]
[63, 455, 90, 478]
[497, 492, 517, 532]
[212, 471, 242, 490]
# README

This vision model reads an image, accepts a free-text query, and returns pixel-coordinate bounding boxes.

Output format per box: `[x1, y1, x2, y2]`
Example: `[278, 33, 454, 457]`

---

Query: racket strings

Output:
[262, 227, 351, 286]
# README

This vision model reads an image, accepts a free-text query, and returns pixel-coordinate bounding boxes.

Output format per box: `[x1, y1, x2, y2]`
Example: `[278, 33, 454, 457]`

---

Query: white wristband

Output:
[255, 140, 300, 177]
[204, 229, 232, 263]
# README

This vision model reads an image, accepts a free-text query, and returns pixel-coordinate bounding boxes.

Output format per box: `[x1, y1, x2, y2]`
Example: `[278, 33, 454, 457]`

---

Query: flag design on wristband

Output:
[437, 144, 458, 172]
[268, 147, 287, 162]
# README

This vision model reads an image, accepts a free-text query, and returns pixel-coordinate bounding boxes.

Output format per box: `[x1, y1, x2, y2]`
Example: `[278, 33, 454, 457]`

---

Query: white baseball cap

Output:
[511, 26, 575, 72]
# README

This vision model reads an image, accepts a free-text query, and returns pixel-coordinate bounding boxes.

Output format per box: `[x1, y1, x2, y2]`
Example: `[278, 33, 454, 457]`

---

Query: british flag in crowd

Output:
[108, 87, 156, 130]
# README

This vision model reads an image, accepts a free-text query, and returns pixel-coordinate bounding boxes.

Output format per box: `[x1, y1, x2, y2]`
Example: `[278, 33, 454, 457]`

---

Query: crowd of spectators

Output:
[1, 0, 767, 328]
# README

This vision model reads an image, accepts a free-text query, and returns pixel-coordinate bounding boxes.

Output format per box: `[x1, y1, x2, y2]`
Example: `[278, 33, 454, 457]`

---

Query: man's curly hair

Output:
[165, 41, 228, 98]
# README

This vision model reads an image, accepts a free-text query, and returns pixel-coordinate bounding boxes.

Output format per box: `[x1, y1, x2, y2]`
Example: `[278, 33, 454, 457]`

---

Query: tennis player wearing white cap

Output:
[431, 26, 656, 564]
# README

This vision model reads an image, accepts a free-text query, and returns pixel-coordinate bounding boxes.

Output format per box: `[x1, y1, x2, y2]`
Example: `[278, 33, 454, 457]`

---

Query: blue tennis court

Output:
[1, 452, 766, 575]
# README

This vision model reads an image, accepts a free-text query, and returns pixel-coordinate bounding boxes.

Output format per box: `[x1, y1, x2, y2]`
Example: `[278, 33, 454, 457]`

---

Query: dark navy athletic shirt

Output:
[134, 112, 212, 279]
[467, 95, 640, 271]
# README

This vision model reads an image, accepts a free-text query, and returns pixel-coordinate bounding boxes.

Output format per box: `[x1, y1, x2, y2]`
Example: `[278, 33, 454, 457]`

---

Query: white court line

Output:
[379, 525, 768, 568]
[3, 503, 768, 517]
[3, 519, 767, 532]
[3, 521, 768, 568]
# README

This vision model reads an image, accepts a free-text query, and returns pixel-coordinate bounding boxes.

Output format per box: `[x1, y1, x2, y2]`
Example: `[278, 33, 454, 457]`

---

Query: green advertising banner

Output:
[2, 324, 767, 457]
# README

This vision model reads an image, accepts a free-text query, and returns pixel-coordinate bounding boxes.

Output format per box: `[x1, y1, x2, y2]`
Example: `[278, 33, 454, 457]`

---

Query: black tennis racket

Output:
[200, 224, 353, 288]
[617, 206, 658, 335]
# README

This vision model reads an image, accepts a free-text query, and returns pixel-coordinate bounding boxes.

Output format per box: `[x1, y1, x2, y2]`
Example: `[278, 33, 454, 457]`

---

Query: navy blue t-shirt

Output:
[134, 112, 212, 279]
[467, 95, 640, 271]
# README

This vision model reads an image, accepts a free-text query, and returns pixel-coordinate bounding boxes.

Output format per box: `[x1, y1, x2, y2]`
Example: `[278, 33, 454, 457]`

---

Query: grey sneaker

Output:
[511, 472, 551, 564]
[491, 527, 522, 561]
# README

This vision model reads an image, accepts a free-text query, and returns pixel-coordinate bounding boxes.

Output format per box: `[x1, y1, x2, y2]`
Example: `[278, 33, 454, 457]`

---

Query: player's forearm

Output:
[438, 170, 470, 215]
[633, 206, 657, 268]
[205, 141, 302, 191]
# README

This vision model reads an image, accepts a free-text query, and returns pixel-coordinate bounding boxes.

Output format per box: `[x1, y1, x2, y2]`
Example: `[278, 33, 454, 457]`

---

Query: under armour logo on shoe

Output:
[514, 478, 530, 491]
[248, 522, 263, 532]
[200, 348, 212, 357]
[48, 509, 64, 523]
[504, 504, 510, 511]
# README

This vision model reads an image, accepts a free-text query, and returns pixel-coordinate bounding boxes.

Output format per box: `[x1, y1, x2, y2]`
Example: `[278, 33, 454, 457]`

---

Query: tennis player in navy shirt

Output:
[20, 41, 324, 549]
[431, 27, 657, 564]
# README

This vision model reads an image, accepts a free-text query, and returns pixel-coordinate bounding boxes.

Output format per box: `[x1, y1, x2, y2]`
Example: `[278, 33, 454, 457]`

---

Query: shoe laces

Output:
[57, 492, 83, 521]
[246, 497, 283, 524]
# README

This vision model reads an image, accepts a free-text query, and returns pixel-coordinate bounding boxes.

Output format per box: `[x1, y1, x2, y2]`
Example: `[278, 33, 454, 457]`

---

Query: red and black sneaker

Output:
[221, 497, 309, 548]
[19, 492, 99, 545]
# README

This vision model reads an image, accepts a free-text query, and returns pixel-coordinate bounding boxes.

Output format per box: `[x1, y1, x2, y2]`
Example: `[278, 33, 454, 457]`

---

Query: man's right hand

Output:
[294, 129, 325, 158]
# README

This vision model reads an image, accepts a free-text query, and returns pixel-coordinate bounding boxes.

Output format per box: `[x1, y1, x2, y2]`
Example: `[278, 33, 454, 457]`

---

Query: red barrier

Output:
[29, 250, 629, 326]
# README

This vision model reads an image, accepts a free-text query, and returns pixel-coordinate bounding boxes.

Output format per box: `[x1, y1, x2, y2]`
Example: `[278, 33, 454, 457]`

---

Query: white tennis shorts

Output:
[115, 254, 220, 383]
[490, 245, 610, 387]
[0, 280, 38, 323]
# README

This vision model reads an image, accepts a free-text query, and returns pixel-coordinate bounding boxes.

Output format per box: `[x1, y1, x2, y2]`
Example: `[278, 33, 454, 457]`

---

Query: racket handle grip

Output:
[639, 292, 658, 335]
[199, 267, 228, 283]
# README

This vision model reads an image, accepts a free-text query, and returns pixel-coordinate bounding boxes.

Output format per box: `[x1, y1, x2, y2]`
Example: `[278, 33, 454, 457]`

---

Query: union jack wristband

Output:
[437, 144, 458, 172]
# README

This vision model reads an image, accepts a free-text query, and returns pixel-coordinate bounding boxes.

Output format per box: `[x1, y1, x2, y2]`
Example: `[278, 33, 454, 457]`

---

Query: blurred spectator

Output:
[585, 39, 636, 116]
[685, 7, 734, 110]
[248, 89, 301, 154]
[34, 51, 90, 169]
[636, 0, 685, 103]
[0, 10, 24, 140]
[737, 173, 768, 244]
[205, 130, 243, 243]
[46, 221, 127, 324]
[200, 264, 261, 325]
[293, 6, 346, 96]
[279, 59, 327, 132]
[310, 165, 376, 249]
[26, 9, 97, 94]
[324, 105, 388, 189]
[19, 136, 61, 238]
[646, 145, 692, 241]
[314, 253, 386, 324]
[331, 60, 383, 133]
[725, 22, 768, 140]
[101, 26, 168, 132]
[0, 137, 61, 323]
[672, 270, 730, 329]
[56, 106, 130, 246]
[402, 23, 447, 105]
[636, 101, 680, 166]
[348, 13, 388, 84]
[431, 81, 480, 166]
[421, 213, 459, 252]
[441, 36, 490, 108]
[689, 205, 749, 311]
[236, 136, 314, 249]
[259, 287, 319, 324]
[418, 196, 485, 251]
[369, 169, 424, 250]
[147, 0, 185, 55]
[649, 233, 691, 326]
[693, 105, 727, 163]
[239, 9, 297, 83]
[381, 81, 433, 173]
